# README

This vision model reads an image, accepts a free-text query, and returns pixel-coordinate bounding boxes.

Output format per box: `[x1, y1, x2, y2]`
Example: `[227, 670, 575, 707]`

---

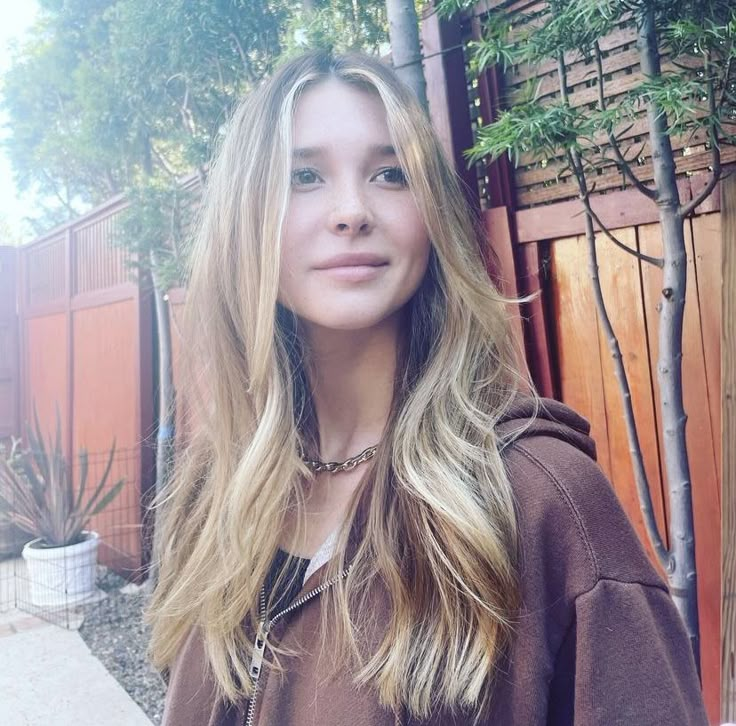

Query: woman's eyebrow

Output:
[292, 144, 398, 160]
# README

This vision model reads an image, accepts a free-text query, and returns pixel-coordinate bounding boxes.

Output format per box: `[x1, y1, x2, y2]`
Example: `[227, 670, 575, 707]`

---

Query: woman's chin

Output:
[301, 310, 401, 334]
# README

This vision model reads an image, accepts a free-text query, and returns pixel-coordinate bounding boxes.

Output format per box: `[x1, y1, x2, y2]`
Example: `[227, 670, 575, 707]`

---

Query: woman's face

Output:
[278, 79, 431, 332]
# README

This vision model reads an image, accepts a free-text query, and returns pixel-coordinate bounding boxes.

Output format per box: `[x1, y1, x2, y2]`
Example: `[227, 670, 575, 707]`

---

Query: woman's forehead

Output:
[291, 78, 392, 148]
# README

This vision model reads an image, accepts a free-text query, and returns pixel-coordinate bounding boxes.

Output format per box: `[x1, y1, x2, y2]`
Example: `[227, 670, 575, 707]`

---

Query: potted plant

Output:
[0, 406, 125, 607]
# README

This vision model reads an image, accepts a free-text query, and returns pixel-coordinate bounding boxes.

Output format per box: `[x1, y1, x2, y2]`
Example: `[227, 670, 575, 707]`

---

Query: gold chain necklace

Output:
[300, 444, 378, 473]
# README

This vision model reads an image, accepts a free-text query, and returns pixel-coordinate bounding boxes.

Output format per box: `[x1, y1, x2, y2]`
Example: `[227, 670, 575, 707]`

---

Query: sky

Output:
[0, 1, 40, 245]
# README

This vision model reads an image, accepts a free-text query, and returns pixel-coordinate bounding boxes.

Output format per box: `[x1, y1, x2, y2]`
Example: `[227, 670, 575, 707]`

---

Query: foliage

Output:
[469, 103, 591, 167]
[280, 2, 388, 60]
[0, 404, 125, 548]
[115, 174, 202, 289]
[437, 0, 735, 172]
[1, 0, 389, 284]
[0, 2, 122, 231]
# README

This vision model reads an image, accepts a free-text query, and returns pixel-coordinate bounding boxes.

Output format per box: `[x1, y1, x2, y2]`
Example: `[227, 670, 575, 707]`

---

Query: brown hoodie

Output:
[161, 398, 709, 726]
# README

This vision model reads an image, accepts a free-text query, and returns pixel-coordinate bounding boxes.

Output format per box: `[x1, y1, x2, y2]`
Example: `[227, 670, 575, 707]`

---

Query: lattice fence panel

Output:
[468, 0, 736, 209]
[74, 213, 130, 295]
[25, 237, 65, 308]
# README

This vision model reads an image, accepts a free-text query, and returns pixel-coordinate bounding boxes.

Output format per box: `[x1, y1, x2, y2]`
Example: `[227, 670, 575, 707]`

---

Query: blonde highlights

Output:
[145, 50, 537, 722]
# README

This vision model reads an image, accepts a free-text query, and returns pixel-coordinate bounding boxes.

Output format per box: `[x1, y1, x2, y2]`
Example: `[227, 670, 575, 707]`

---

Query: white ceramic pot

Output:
[22, 530, 100, 607]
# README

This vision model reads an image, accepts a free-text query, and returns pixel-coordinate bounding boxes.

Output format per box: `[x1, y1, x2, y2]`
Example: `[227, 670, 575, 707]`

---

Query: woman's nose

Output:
[327, 187, 374, 235]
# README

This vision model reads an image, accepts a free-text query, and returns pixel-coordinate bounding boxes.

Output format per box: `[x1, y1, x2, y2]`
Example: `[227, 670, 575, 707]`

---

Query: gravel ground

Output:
[78, 568, 166, 725]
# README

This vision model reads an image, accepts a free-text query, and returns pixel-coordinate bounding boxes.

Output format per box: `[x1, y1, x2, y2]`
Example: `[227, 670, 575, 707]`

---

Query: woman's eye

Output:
[291, 168, 321, 186]
[375, 166, 408, 186]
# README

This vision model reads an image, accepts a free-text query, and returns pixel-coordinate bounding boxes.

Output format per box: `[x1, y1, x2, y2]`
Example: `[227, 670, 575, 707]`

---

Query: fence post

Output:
[722, 171, 735, 722]
[65, 228, 74, 468]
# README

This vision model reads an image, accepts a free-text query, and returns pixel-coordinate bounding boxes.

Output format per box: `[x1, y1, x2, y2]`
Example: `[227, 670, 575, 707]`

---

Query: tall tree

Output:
[386, 0, 428, 108]
[437, 0, 735, 674]
[1, 0, 124, 232]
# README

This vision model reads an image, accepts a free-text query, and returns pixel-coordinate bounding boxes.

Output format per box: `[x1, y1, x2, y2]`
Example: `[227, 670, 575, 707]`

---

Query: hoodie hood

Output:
[496, 395, 597, 462]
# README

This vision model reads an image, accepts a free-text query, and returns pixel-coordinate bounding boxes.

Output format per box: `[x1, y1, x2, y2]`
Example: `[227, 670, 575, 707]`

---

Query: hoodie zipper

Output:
[243, 565, 351, 726]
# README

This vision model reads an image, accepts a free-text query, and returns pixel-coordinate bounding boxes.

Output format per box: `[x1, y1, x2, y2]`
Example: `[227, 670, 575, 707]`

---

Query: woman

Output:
[145, 51, 708, 725]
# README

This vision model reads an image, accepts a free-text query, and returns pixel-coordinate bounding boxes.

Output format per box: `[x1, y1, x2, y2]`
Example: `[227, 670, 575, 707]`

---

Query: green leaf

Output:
[73, 448, 89, 516]
[434, 0, 476, 20]
[87, 478, 125, 519]
[466, 103, 591, 168]
[77, 438, 122, 524]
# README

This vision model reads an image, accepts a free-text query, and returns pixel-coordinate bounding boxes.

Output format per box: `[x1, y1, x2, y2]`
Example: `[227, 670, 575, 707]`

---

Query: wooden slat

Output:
[484, 207, 519, 296]
[421, 7, 480, 213]
[508, 24, 638, 85]
[515, 124, 734, 188]
[510, 46, 702, 106]
[516, 242, 556, 398]
[690, 213, 722, 489]
[515, 112, 651, 168]
[516, 144, 736, 207]
[510, 47, 642, 104]
[474, 0, 545, 18]
[483, 207, 525, 366]
[72, 213, 131, 295]
[510, 65, 630, 109]
[722, 172, 736, 721]
[639, 221, 721, 720]
[25, 237, 66, 307]
[514, 179, 722, 243]
[508, 52, 647, 108]
[547, 233, 612, 475]
[0, 248, 19, 442]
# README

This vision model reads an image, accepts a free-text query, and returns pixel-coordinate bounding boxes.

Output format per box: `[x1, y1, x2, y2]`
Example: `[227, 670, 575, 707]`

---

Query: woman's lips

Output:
[316, 263, 388, 282]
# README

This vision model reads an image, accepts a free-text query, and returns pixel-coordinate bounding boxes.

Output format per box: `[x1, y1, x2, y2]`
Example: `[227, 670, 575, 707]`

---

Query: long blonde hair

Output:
[145, 50, 537, 721]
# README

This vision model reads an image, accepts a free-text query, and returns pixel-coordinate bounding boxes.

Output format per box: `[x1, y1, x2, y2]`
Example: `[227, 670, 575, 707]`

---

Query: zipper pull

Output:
[249, 620, 269, 683]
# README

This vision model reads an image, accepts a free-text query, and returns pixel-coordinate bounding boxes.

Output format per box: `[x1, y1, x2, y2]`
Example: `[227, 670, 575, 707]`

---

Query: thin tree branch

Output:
[566, 151, 671, 570]
[558, 48, 670, 570]
[564, 49, 662, 264]
[168, 194, 183, 276]
[679, 50, 722, 218]
[41, 169, 78, 215]
[718, 55, 733, 111]
[579, 190, 665, 267]
[228, 32, 251, 79]
[178, 81, 196, 137]
[214, 56, 225, 92]
[594, 41, 657, 200]
[103, 169, 119, 196]
[149, 143, 178, 180]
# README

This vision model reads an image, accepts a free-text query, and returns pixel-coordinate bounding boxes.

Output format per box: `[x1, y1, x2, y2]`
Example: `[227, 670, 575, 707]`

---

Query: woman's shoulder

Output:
[496, 397, 667, 604]
[495, 398, 708, 724]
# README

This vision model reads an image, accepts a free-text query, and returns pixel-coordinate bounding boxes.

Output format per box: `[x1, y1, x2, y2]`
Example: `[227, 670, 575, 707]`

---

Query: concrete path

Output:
[0, 552, 154, 726]
[0, 608, 154, 726]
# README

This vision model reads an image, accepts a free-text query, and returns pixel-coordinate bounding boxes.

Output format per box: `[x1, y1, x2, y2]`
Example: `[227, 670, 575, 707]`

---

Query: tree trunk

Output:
[637, 4, 700, 676]
[144, 247, 176, 591]
[385, 0, 428, 110]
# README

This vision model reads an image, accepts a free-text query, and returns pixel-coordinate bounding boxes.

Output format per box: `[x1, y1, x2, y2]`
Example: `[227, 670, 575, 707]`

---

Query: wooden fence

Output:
[9, 199, 155, 579]
[420, 3, 727, 721]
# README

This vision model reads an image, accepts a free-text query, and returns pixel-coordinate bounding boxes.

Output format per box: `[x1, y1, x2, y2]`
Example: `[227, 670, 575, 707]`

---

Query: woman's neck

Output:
[302, 312, 400, 462]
